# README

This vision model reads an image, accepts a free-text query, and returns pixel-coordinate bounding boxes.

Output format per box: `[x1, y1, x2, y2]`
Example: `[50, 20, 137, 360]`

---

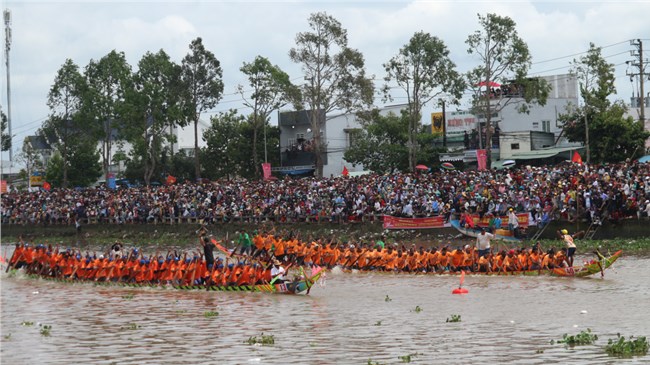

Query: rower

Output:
[270, 259, 286, 284]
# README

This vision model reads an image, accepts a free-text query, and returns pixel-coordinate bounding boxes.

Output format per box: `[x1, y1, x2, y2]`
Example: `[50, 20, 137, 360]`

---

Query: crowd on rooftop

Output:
[2, 161, 650, 227]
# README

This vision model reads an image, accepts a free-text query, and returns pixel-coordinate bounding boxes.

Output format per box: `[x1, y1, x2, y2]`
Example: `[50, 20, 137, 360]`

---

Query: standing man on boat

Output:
[198, 226, 215, 269]
[557, 229, 582, 267]
[271, 259, 286, 284]
[475, 227, 494, 258]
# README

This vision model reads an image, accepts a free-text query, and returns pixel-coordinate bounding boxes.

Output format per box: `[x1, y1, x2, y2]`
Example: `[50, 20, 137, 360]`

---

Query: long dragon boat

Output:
[25, 267, 323, 294]
[339, 250, 622, 278]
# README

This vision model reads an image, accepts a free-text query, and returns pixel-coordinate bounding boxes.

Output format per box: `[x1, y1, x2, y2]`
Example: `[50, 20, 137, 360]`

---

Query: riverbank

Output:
[3, 218, 650, 255]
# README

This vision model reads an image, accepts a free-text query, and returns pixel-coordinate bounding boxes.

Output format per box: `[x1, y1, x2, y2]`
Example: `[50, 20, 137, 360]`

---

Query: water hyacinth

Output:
[605, 334, 649, 357]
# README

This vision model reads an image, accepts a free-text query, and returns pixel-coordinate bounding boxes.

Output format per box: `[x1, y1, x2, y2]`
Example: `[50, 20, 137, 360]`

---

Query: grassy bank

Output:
[2, 221, 650, 256]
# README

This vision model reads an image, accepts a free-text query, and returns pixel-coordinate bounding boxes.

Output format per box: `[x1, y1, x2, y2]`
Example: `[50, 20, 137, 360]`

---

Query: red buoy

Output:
[452, 288, 469, 294]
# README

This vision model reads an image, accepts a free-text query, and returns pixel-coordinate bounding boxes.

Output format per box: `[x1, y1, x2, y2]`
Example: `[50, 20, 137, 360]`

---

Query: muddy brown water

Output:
[1, 248, 649, 364]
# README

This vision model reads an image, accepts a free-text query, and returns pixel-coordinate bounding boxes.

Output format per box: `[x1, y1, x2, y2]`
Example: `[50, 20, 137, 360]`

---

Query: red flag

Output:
[342, 166, 349, 177]
[572, 151, 583, 165]
[262, 163, 272, 180]
[42, 182, 51, 191]
[476, 149, 488, 170]
[166, 175, 177, 185]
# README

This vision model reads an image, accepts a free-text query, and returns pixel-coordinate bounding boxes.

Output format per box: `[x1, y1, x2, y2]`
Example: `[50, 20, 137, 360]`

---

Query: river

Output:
[1, 248, 649, 364]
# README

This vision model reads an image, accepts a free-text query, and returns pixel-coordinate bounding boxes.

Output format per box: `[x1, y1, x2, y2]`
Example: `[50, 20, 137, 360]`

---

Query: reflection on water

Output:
[1, 252, 649, 364]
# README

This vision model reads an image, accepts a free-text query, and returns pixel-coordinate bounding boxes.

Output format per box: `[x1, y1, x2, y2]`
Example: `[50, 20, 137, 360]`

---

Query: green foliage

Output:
[289, 12, 374, 177]
[385, 295, 392, 302]
[466, 13, 549, 166]
[413, 305, 422, 313]
[398, 353, 421, 363]
[1, 107, 11, 152]
[383, 30, 465, 171]
[374, 321, 382, 326]
[39, 324, 52, 336]
[345, 110, 441, 173]
[245, 333, 275, 345]
[446, 314, 462, 323]
[123, 323, 140, 330]
[181, 37, 224, 179]
[557, 328, 598, 346]
[605, 334, 649, 357]
[202, 110, 249, 179]
[45, 143, 102, 188]
[21, 321, 35, 326]
[122, 293, 135, 300]
[203, 311, 219, 318]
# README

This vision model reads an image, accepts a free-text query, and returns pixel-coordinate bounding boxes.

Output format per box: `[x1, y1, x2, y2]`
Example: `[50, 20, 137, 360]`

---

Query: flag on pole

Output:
[42, 182, 51, 191]
[166, 175, 177, 185]
[342, 166, 349, 177]
[572, 151, 583, 165]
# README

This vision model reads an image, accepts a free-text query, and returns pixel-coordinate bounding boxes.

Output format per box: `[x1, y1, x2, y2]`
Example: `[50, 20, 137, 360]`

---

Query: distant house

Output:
[24, 135, 53, 168]
[277, 104, 408, 177]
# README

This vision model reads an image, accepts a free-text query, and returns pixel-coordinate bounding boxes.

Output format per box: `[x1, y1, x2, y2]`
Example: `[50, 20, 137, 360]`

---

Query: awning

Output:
[509, 146, 582, 160]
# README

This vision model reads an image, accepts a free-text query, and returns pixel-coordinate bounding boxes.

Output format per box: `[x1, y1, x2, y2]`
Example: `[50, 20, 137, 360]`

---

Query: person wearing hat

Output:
[270, 259, 286, 284]
[507, 208, 519, 238]
[557, 229, 583, 267]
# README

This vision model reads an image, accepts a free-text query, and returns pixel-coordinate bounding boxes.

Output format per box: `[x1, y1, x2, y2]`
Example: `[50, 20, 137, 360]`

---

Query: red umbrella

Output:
[415, 164, 429, 170]
[476, 81, 501, 88]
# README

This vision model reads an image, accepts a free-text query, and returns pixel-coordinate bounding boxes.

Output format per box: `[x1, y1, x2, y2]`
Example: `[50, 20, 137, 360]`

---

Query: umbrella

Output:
[415, 164, 429, 170]
[441, 162, 456, 170]
[502, 160, 516, 168]
[638, 155, 650, 163]
[475, 81, 501, 88]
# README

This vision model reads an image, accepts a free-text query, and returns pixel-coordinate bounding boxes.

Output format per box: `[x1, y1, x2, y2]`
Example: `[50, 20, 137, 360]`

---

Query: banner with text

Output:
[383, 215, 446, 230]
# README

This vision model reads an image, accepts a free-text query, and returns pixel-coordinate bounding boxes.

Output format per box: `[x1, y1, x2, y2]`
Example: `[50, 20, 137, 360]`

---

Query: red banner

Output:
[0, 180, 6, 194]
[262, 163, 272, 180]
[476, 149, 487, 170]
[471, 213, 529, 228]
[383, 215, 445, 229]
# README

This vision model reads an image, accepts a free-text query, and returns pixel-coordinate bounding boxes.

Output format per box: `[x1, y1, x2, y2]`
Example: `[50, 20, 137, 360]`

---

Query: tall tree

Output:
[1, 107, 10, 152]
[202, 110, 249, 179]
[45, 140, 102, 187]
[181, 37, 224, 179]
[383, 31, 465, 172]
[126, 50, 184, 186]
[83, 50, 133, 181]
[239, 55, 299, 177]
[289, 12, 374, 177]
[560, 44, 649, 163]
[42, 59, 86, 188]
[466, 13, 550, 167]
[15, 139, 44, 187]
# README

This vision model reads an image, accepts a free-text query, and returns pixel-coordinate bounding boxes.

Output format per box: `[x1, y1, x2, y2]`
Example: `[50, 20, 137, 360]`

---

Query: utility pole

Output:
[628, 39, 647, 126]
[441, 100, 447, 148]
[4, 9, 12, 162]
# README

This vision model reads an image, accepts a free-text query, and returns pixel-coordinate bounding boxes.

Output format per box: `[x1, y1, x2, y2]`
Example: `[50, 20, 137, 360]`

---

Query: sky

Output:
[1, 0, 649, 170]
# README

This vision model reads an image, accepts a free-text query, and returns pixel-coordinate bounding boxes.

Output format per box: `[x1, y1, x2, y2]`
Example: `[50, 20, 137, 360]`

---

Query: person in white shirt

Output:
[271, 259, 286, 284]
[475, 227, 495, 257]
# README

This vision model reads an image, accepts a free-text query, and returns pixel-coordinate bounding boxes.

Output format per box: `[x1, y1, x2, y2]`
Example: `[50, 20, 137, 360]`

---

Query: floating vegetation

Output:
[203, 311, 219, 318]
[374, 321, 382, 326]
[175, 309, 188, 315]
[122, 293, 135, 300]
[413, 306, 422, 313]
[385, 295, 392, 302]
[605, 334, 649, 357]
[245, 333, 275, 345]
[398, 352, 421, 363]
[123, 323, 140, 331]
[535, 349, 544, 354]
[4, 333, 11, 340]
[446, 314, 462, 323]
[367, 360, 385, 365]
[39, 324, 52, 336]
[21, 321, 35, 326]
[556, 328, 598, 346]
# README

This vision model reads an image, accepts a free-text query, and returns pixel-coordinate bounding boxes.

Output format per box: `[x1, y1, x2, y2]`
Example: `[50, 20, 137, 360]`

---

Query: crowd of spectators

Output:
[2, 161, 650, 227]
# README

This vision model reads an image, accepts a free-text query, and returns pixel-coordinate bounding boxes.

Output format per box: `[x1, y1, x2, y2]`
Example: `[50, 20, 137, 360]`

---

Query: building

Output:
[277, 104, 408, 177]
[438, 74, 583, 166]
